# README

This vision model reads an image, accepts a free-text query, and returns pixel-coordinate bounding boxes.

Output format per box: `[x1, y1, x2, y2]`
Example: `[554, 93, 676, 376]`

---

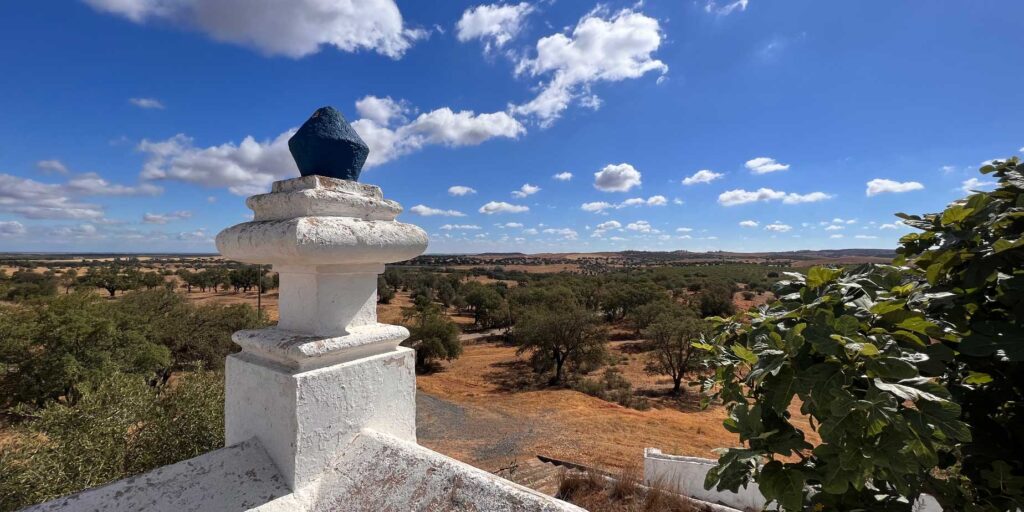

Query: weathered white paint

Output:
[644, 448, 769, 511]
[253, 429, 584, 511]
[225, 348, 417, 490]
[22, 440, 290, 512]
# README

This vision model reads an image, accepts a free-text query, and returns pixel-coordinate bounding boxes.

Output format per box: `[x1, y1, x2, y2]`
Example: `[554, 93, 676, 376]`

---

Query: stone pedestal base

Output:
[225, 347, 417, 491]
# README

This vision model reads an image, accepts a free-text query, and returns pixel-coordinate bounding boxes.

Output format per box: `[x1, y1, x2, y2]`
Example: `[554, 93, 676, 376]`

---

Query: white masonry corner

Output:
[27, 175, 582, 511]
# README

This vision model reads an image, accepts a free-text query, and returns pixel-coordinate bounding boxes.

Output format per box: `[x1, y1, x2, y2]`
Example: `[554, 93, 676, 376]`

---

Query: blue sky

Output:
[1, 1, 1022, 254]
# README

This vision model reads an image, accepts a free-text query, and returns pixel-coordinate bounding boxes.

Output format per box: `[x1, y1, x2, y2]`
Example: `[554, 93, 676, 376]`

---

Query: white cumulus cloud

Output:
[479, 201, 529, 214]
[865, 178, 924, 197]
[594, 163, 642, 192]
[717, 188, 832, 206]
[410, 205, 467, 217]
[543, 227, 578, 239]
[82, 0, 426, 59]
[682, 169, 723, 185]
[553, 171, 573, 181]
[512, 7, 667, 126]
[764, 223, 792, 233]
[440, 224, 481, 230]
[960, 177, 996, 193]
[739, 220, 759, 228]
[456, 2, 534, 51]
[448, 185, 478, 196]
[745, 157, 790, 174]
[511, 183, 541, 198]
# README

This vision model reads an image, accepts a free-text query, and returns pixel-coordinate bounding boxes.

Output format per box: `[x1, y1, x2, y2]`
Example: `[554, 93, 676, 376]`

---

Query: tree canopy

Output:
[699, 158, 1024, 511]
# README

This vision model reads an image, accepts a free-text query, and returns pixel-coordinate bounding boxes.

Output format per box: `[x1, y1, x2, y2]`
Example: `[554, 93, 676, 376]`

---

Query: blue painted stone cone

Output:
[288, 106, 369, 181]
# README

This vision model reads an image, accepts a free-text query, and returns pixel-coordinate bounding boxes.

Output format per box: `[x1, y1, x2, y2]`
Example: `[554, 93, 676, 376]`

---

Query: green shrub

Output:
[0, 370, 225, 511]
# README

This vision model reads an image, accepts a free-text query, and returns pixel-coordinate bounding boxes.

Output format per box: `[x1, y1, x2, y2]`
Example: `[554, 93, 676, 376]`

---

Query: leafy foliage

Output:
[401, 295, 462, 371]
[0, 289, 263, 409]
[0, 370, 225, 511]
[895, 157, 1024, 511]
[700, 158, 1024, 511]
[513, 298, 607, 385]
[644, 314, 709, 394]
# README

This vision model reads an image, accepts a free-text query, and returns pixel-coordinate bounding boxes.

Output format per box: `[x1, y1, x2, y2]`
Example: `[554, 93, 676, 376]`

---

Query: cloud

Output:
[82, 0, 426, 59]
[553, 171, 573, 181]
[511, 183, 541, 198]
[591, 219, 621, 237]
[479, 201, 529, 214]
[855, 234, 878, 240]
[543, 227, 578, 239]
[440, 224, 482, 230]
[66, 172, 162, 196]
[138, 132, 296, 196]
[645, 195, 667, 206]
[512, 7, 667, 126]
[739, 220, 759, 228]
[0, 173, 107, 220]
[717, 188, 832, 206]
[824, 225, 844, 231]
[594, 163, 642, 192]
[522, 227, 539, 235]
[410, 204, 467, 217]
[355, 95, 409, 126]
[501, 222, 524, 228]
[177, 228, 213, 243]
[676, 227, 693, 233]
[941, 165, 957, 174]
[764, 223, 792, 233]
[0, 221, 26, 236]
[625, 220, 658, 233]
[960, 177, 996, 193]
[353, 100, 525, 168]
[139, 98, 524, 195]
[129, 97, 164, 109]
[448, 185, 478, 196]
[143, 210, 193, 224]
[580, 195, 665, 213]
[745, 157, 790, 174]
[682, 169, 723, 185]
[581, 201, 614, 213]
[456, 2, 534, 51]
[865, 178, 924, 196]
[705, 0, 749, 15]
[49, 224, 99, 238]
[36, 159, 70, 175]
[830, 234, 844, 239]
[879, 222, 904, 230]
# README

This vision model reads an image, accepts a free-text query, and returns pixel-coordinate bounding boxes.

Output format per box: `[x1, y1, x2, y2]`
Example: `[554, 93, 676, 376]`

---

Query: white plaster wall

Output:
[226, 348, 416, 490]
[643, 449, 768, 511]
[644, 449, 944, 512]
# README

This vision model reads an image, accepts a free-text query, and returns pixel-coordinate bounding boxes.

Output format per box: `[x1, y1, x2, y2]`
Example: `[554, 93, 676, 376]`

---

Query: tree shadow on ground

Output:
[636, 387, 705, 413]
[483, 359, 546, 393]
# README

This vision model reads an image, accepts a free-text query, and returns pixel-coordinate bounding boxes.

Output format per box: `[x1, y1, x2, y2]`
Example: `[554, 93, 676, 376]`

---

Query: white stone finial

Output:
[215, 175, 427, 490]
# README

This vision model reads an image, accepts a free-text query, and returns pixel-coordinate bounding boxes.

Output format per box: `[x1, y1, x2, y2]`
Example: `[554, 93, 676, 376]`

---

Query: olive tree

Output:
[644, 315, 708, 395]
